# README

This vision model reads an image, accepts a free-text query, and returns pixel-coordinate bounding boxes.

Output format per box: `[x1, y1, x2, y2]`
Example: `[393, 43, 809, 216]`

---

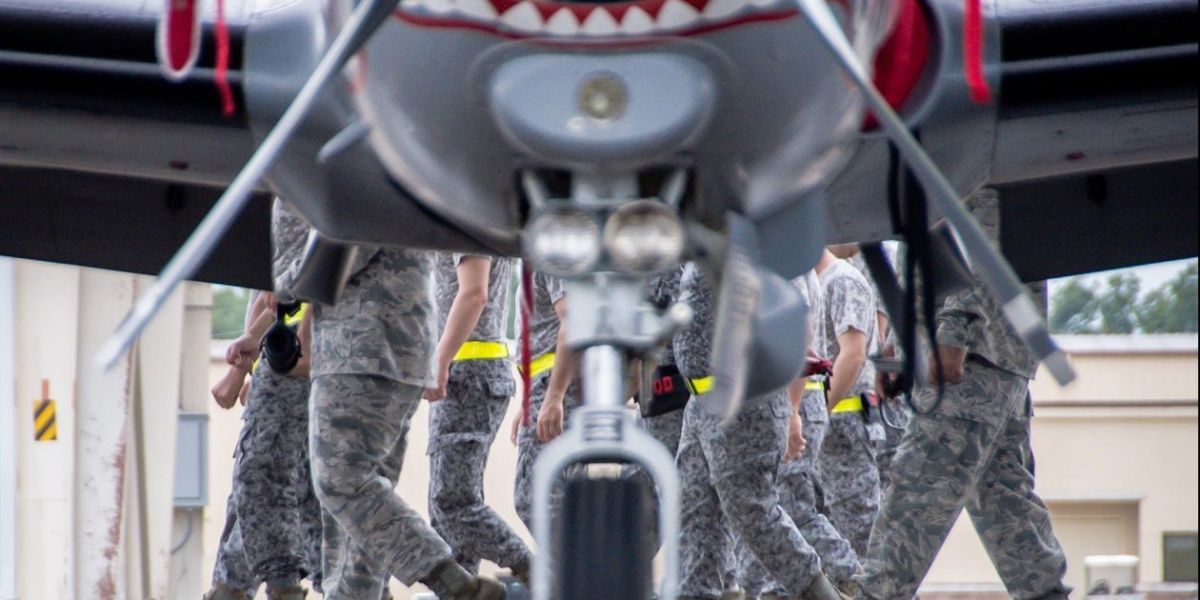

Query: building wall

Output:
[925, 335, 1199, 591]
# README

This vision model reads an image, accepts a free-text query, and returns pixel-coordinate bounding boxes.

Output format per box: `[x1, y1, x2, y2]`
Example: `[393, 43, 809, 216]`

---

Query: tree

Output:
[1136, 262, 1198, 333]
[1050, 278, 1097, 333]
[1096, 273, 1140, 334]
[211, 287, 250, 339]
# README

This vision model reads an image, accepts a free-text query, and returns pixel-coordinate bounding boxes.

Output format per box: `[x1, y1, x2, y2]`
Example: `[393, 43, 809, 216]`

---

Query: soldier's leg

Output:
[783, 392, 860, 585]
[707, 396, 822, 597]
[677, 405, 726, 599]
[855, 411, 1001, 600]
[622, 408, 687, 553]
[818, 415, 880, 558]
[967, 410, 1069, 599]
[209, 491, 260, 599]
[875, 401, 912, 495]
[294, 416, 324, 592]
[429, 380, 532, 573]
[310, 374, 455, 597]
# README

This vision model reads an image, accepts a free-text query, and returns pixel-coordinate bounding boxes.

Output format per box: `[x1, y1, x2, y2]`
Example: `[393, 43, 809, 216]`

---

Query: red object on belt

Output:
[802, 357, 834, 378]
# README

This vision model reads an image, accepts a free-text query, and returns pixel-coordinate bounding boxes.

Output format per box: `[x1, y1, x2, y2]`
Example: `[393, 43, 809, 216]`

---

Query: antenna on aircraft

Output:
[795, 0, 1076, 386]
[97, 0, 402, 370]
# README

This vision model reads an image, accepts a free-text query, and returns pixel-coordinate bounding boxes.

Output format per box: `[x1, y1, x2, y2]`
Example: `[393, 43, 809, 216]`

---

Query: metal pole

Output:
[580, 345, 625, 409]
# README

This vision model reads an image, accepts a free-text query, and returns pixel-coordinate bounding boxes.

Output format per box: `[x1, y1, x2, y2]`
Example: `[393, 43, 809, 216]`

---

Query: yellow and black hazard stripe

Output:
[34, 398, 57, 441]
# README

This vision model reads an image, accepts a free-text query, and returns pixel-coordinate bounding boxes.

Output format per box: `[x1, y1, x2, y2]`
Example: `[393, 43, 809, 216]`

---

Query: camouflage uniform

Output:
[848, 250, 912, 494]
[309, 245, 455, 599]
[675, 263, 824, 598]
[738, 272, 860, 596]
[856, 189, 1070, 600]
[427, 254, 532, 573]
[211, 200, 323, 594]
[817, 259, 880, 558]
[513, 272, 583, 532]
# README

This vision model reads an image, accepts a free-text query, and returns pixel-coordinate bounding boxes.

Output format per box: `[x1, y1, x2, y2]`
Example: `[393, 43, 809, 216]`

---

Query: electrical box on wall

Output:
[1164, 532, 1199, 582]
[174, 412, 208, 508]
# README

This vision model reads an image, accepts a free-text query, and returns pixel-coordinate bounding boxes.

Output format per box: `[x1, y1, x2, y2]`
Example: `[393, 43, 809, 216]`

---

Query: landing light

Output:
[524, 207, 603, 276]
[603, 200, 686, 275]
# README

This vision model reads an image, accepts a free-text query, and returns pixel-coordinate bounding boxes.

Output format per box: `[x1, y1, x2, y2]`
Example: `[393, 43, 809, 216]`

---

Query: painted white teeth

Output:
[500, 1, 542, 32]
[424, 0, 456, 13]
[702, 0, 744, 20]
[545, 8, 580, 34]
[621, 6, 654, 34]
[657, 0, 700, 28]
[581, 9, 620, 35]
[457, 0, 497, 19]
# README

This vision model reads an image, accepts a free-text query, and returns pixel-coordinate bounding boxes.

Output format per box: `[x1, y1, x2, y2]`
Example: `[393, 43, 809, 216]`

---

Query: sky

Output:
[1048, 257, 1197, 298]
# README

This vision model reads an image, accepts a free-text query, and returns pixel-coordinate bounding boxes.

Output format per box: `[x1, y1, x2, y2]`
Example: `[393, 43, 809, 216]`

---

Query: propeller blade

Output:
[795, 0, 1075, 385]
[97, 0, 401, 370]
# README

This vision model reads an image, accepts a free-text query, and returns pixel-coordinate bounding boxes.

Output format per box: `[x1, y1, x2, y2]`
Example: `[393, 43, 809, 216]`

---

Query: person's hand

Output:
[785, 413, 806, 461]
[225, 334, 259, 368]
[928, 345, 968, 384]
[211, 367, 246, 409]
[239, 378, 251, 406]
[537, 396, 565, 443]
[509, 411, 522, 445]
[423, 364, 451, 401]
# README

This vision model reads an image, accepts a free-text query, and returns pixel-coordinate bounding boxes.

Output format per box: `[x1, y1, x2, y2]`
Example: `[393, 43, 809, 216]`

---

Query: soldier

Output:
[674, 263, 847, 600]
[425, 254, 533, 582]
[737, 271, 861, 598]
[512, 270, 581, 532]
[205, 200, 323, 600]
[308, 241, 506, 599]
[815, 247, 881, 558]
[839, 245, 911, 495]
[854, 189, 1070, 600]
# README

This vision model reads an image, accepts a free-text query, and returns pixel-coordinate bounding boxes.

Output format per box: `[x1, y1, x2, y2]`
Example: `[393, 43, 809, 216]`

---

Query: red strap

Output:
[520, 264, 534, 427]
[963, 0, 993, 104]
[158, 0, 201, 80]
[214, 0, 236, 116]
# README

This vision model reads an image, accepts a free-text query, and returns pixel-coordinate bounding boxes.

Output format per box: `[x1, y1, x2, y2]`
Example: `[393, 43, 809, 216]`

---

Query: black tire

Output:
[556, 474, 655, 600]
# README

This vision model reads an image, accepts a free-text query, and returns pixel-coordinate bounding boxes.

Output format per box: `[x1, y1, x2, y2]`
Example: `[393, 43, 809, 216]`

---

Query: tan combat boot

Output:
[719, 589, 746, 600]
[201, 583, 249, 600]
[800, 573, 853, 600]
[266, 584, 307, 600]
[422, 559, 506, 600]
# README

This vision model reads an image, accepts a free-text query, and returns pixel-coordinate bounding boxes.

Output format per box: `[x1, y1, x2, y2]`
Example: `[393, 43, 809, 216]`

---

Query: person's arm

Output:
[929, 284, 986, 384]
[538, 297, 577, 443]
[828, 329, 867, 407]
[425, 256, 491, 400]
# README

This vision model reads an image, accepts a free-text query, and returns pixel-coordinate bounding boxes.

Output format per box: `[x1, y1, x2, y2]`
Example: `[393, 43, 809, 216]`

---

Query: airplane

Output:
[0, 0, 1196, 598]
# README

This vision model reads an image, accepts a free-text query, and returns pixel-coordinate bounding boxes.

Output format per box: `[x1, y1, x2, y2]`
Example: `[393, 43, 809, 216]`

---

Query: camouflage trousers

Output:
[513, 374, 583, 533]
[875, 399, 913, 495]
[677, 391, 822, 598]
[212, 491, 261, 598]
[310, 375, 453, 599]
[620, 404, 687, 554]
[212, 368, 321, 591]
[738, 390, 861, 595]
[818, 410, 880, 558]
[428, 370, 532, 573]
[856, 362, 1069, 600]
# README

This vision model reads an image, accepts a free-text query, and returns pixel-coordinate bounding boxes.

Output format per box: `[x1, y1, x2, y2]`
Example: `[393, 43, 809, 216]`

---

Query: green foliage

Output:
[1096, 273, 1140, 334]
[1049, 278, 1097, 333]
[1050, 261, 1198, 334]
[1136, 262, 1198, 333]
[211, 287, 250, 339]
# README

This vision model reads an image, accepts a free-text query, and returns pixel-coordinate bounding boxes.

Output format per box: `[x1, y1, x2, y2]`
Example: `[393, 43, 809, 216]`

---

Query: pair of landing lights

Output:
[525, 200, 687, 278]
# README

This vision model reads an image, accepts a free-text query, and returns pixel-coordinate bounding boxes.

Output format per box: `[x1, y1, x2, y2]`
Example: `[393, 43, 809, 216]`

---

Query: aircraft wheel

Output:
[555, 474, 655, 600]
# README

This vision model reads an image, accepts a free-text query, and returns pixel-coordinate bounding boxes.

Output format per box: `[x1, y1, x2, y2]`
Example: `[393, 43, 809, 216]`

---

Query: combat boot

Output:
[265, 584, 307, 600]
[421, 559, 506, 600]
[719, 589, 746, 600]
[201, 583, 249, 600]
[800, 573, 853, 600]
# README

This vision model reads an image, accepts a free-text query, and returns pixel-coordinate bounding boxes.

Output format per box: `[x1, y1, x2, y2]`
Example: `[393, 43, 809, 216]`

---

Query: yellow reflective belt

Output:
[453, 340, 509, 361]
[522, 352, 557, 379]
[804, 380, 825, 392]
[686, 376, 714, 395]
[831, 396, 864, 414]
